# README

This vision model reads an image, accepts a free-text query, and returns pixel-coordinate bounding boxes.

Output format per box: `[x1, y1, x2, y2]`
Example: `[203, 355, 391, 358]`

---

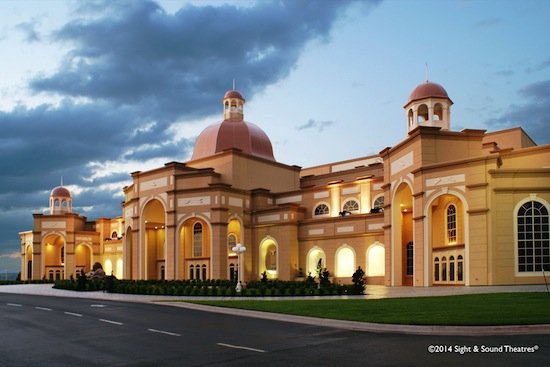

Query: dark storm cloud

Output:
[2, 0, 379, 264]
[484, 80, 550, 144]
[30, 0, 364, 122]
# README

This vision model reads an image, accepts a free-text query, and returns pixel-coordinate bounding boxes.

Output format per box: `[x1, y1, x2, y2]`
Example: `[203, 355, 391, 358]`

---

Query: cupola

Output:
[49, 184, 72, 215]
[403, 81, 453, 134]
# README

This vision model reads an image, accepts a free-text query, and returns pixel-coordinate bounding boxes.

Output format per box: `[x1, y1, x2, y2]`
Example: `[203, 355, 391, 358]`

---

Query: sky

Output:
[0, 0, 549, 272]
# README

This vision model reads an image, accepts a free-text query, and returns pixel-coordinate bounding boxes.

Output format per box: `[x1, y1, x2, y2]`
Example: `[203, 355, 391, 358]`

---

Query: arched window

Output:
[343, 199, 359, 213]
[373, 196, 384, 211]
[314, 203, 329, 216]
[408, 109, 414, 127]
[193, 223, 203, 257]
[228, 234, 237, 256]
[62, 200, 68, 208]
[195, 266, 200, 280]
[449, 256, 455, 281]
[441, 256, 447, 281]
[160, 265, 165, 280]
[457, 255, 463, 281]
[417, 104, 428, 122]
[54, 199, 60, 207]
[189, 265, 194, 280]
[447, 204, 457, 244]
[60, 246, 64, 265]
[434, 103, 443, 121]
[202, 264, 207, 280]
[111, 231, 118, 239]
[49, 270, 54, 281]
[434, 257, 440, 281]
[517, 200, 550, 272]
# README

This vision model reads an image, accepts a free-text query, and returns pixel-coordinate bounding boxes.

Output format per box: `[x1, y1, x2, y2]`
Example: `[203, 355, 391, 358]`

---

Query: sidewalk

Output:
[1, 283, 549, 336]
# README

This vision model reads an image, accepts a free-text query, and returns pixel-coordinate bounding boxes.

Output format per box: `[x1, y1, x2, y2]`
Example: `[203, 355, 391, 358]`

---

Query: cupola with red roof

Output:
[49, 180, 73, 215]
[191, 89, 275, 161]
[403, 80, 453, 134]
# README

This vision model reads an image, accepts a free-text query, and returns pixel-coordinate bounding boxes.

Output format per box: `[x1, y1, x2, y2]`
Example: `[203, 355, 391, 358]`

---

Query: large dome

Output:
[50, 186, 71, 198]
[191, 119, 275, 161]
[191, 89, 275, 161]
[406, 81, 451, 105]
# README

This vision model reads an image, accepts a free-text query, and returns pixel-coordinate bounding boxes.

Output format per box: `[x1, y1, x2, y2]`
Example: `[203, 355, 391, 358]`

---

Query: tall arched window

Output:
[447, 204, 457, 244]
[441, 256, 447, 281]
[193, 223, 203, 257]
[343, 199, 359, 213]
[314, 203, 329, 216]
[434, 257, 440, 281]
[336, 246, 355, 277]
[202, 264, 207, 280]
[228, 234, 237, 256]
[417, 104, 428, 122]
[189, 265, 194, 280]
[434, 103, 443, 121]
[517, 200, 550, 272]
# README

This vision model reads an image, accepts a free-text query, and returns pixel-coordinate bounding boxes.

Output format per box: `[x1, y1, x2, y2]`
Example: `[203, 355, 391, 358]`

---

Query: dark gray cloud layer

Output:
[1, 0, 372, 263]
[484, 79, 550, 144]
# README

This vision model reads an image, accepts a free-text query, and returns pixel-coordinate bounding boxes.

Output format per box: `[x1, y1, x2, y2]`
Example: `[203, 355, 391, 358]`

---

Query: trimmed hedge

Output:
[53, 277, 364, 296]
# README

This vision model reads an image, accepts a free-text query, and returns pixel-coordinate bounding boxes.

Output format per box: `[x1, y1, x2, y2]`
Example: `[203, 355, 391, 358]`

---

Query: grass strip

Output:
[189, 292, 550, 326]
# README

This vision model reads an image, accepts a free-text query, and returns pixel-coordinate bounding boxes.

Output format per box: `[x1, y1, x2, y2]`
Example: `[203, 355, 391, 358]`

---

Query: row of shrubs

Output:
[54, 278, 364, 296]
[53, 267, 366, 296]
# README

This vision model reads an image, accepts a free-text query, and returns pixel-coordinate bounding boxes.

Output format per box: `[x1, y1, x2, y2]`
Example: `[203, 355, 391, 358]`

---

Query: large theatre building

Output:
[20, 81, 550, 287]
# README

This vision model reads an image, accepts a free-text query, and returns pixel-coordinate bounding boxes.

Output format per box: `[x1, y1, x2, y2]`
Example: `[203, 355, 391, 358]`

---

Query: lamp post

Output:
[232, 243, 246, 293]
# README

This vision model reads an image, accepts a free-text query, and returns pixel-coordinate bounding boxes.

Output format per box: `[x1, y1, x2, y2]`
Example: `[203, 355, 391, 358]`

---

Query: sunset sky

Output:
[1, 0, 549, 272]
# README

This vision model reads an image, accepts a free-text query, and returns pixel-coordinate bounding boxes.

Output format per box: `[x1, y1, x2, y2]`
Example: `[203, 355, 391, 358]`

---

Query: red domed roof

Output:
[191, 119, 275, 161]
[50, 186, 71, 198]
[224, 90, 245, 100]
[406, 81, 451, 105]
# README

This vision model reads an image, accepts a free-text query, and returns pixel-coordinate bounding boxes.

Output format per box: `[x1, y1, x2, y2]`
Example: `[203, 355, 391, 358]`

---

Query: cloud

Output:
[0, 0, 379, 267]
[473, 17, 502, 28]
[297, 119, 336, 132]
[483, 79, 550, 144]
[0, 252, 21, 259]
[525, 58, 550, 74]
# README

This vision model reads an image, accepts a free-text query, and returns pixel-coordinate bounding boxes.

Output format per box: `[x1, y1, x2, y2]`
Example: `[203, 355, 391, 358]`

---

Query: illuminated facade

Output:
[20, 82, 550, 287]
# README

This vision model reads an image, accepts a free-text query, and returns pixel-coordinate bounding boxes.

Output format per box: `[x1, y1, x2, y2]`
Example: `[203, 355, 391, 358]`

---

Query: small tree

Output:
[319, 268, 331, 288]
[260, 270, 268, 284]
[351, 266, 365, 294]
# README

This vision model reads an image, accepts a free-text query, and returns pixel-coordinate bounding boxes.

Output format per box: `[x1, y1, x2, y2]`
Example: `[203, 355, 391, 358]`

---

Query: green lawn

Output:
[190, 292, 550, 326]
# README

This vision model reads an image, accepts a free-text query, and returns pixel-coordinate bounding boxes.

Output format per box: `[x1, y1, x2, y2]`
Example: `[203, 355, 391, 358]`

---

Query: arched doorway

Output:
[75, 244, 92, 274]
[259, 237, 278, 279]
[392, 183, 413, 286]
[43, 233, 65, 280]
[335, 245, 355, 278]
[125, 226, 133, 279]
[178, 217, 211, 280]
[142, 199, 166, 280]
[227, 218, 241, 282]
[428, 193, 466, 285]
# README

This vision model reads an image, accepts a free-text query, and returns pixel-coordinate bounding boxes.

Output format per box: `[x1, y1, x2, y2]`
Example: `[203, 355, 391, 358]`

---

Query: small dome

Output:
[406, 81, 450, 105]
[224, 90, 245, 100]
[191, 119, 275, 161]
[50, 186, 71, 198]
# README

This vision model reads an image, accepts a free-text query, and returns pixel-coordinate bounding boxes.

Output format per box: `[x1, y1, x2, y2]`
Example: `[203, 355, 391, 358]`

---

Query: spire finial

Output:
[425, 62, 429, 82]
[232, 78, 236, 90]
[61, 176, 63, 186]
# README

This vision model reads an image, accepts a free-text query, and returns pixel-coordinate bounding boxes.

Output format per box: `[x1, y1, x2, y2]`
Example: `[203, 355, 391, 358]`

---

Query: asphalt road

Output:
[1, 293, 548, 367]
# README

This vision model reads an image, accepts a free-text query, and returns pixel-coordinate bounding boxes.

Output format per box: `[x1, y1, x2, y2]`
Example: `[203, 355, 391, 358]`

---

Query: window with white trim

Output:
[447, 204, 457, 243]
[342, 199, 359, 213]
[314, 203, 329, 216]
[517, 200, 550, 272]
[193, 223, 203, 257]
[373, 196, 384, 210]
